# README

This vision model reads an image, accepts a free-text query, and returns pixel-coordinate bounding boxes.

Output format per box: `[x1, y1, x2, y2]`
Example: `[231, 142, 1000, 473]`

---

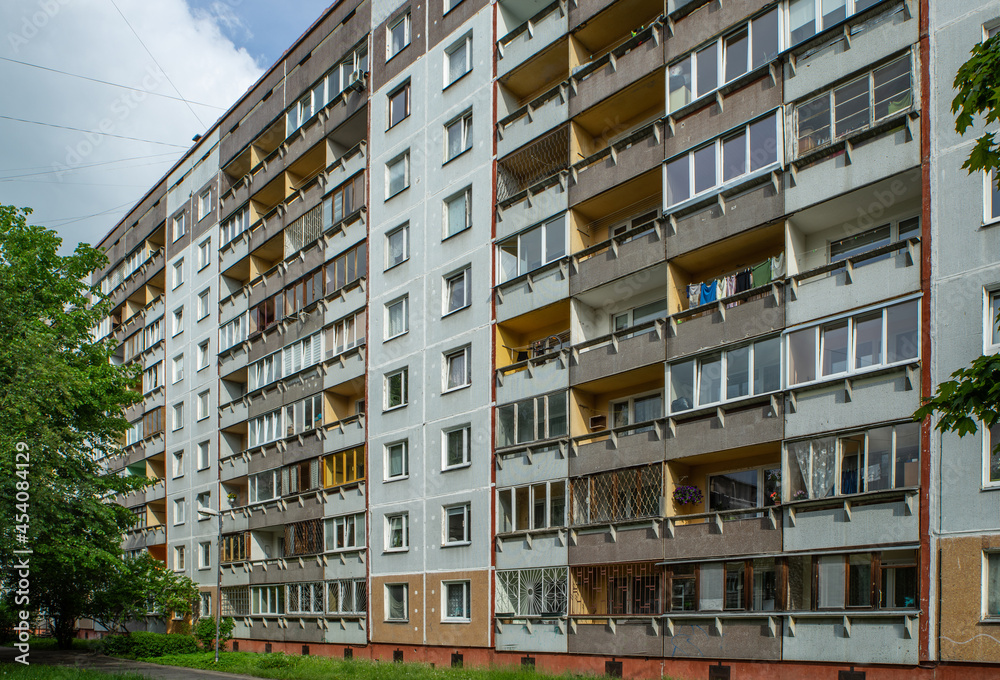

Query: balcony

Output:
[498, 352, 569, 405]
[497, 304, 571, 403]
[495, 529, 569, 571]
[571, 424, 664, 478]
[659, 615, 782, 660]
[571, 323, 666, 385]
[323, 346, 365, 391]
[497, 175, 569, 242]
[498, 84, 569, 160]
[782, 612, 918, 665]
[323, 415, 366, 454]
[663, 506, 781, 561]
[220, 453, 248, 482]
[497, 1, 568, 80]
[568, 521, 663, 565]
[496, 443, 568, 490]
[666, 181, 783, 259]
[569, 25, 664, 117]
[220, 397, 248, 431]
[667, 284, 785, 360]
[220, 225, 252, 275]
[571, 223, 665, 297]
[569, 121, 664, 207]
[496, 259, 570, 323]
[567, 618, 661, 657]
[326, 142, 366, 194]
[570, 0, 663, 33]
[665, 399, 784, 461]
[783, 488, 919, 552]
[495, 618, 567, 654]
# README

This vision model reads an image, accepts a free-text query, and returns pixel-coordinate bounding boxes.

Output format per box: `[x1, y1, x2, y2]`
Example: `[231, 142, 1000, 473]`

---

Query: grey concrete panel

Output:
[496, 532, 569, 570]
[667, 291, 784, 360]
[664, 514, 781, 559]
[497, 5, 567, 79]
[571, 132, 663, 206]
[497, 445, 570, 489]
[497, 359, 571, 404]
[495, 619, 569, 654]
[666, 400, 782, 460]
[324, 621, 368, 645]
[782, 616, 918, 664]
[572, 231, 667, 296]
[667, 184, 783, 259]
[428, 0, 489, 49]
[571, 430, 665, 478]
[783, 494, 919, 552]
[567, 620, 662, 657]
[496, 262, 570, 322]
[568, 524, 662, 564]
[662, 618, 780, 660]
[497, 181, 568, 242]
[499, 91, 568, 160]
[571, 331, 666, 385]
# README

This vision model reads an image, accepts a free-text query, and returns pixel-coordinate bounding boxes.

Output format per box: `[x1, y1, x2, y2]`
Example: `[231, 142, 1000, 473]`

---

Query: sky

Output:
[0, 0, 333, 253]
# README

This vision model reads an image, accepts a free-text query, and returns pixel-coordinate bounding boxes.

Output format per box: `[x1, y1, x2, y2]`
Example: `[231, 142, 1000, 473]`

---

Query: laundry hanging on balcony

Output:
[684, 258, 774, 311]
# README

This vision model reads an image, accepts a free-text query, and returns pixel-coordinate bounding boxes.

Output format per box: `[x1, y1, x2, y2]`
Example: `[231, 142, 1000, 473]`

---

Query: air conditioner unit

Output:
[589, 415, 607, 431]
[348, 70, 367, 93]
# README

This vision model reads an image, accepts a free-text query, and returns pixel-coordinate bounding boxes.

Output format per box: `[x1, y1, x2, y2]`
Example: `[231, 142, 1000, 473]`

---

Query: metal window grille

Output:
[220, 586, 250, 617]
[284, 518, 324, 556]
[571, 464, 662, 525]
[326, 579, 367, 614]
[570, 563, 663, 616]
[496, 568, 568, 616]
[496, 126, 569, 202]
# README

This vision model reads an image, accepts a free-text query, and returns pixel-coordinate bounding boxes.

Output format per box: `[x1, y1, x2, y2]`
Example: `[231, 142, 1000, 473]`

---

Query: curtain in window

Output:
[388, 586, 405, 619]
[811, 437, 837, 499]
[448, 42, 467, 83]
[699, 563, 724, 610]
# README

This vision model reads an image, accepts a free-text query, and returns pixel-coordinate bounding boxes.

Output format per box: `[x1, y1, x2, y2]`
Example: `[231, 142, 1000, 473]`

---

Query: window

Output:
[797, 56, 912, 154]
[221, 205, 250, 245]
[444, 267, 472, 314]
[219, 313, 247, 351]
[249, 409, 282, 448]
[669, 337, 781, 413]
[335, 42, 369, 96]
[444, 504, 471, 545]
[285, 268, 325, 315]
[497, 214, 568, 283]
[386, 224, 409, 269]
[286, 91, 315, 135]
[708, 467, 781, 514]
[174, 545, 185, 570]
[670, 558, 775, 612]
[284, 204, 324, 256]
[172, 259, 184, 289]
[388, 81, 410, 128]
[171, 355, 184, 384]
[384, 368, 408, 409]
[328, 579, 367, 615]
[986, 552, 1000, 618]
[495, 568, 568, 616]
[250, 352, 281, 390]
[666, 111, 781, 208]
[287, 582, 324, 614]
[125, 419, 143, 446]
[249, 468, 281, 504]
[172, 307, 184, 336]
[442, 581, 471, 621]
[328, 309, 366, 356]
[172, 213, 185, 241]
[446, 34, 473, 85]
[285, 518, 325, 556]
[789, 551, 918, 611]
[386, 441, 408, 480]
[326, 513, 365, 551]
[785, 421, 920, 500]
[610, 392, 663, 434]
[985, 423, 1000, 487]
[385, 296, 408, 340]
[282, 458, 321, 495]
[173, 498, 186, 525]
[443, 425, 471, 469]
[172, 450, 184, 478]
[282, 331, 324, 377]
[143, 407, 164, 438]
[571, 464, 662, 525]
[145, 317, 163, 347]
[198, 238, 211, 270]
[444, 187, 472, 238]
[197, 441, 210, 470]
[196, 391, 209, 421]
[498, 481, 567, 532]
[445, 111, 473, 161]
[787, 0, 883, 47]
[198, 191, 212, 221]
[200, 592, 212, 617]
[386, 152, 409, 198]
[251, 586, 283, 615]
[143, 362, 162, 394]
[221, 533, 249, 562]
[198, 541, 211, 570]
[445, 0, 464, 10]
[497, 391, 569, 447]
[172, 402, 185, 431]
[612, 298, 669, 334]
[387, 12, 410, 59]
[786, 300, 918, 386]
[989, 291, 1000, 350]
[386, 583, 408, 621]
[197, 341, 209, 371]
[829, 216, 920, 263]
[325, 174, 363, 227]
[444, 347, 471, 391]
[668, 8, 780, 112]
[987, 170, 1000, 224]
[326, 242, 367, 292]
[386, 513, 409, 551]
[322, 447, 365, 487]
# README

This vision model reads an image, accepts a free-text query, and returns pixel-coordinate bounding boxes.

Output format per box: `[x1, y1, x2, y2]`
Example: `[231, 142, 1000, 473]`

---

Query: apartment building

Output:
[91, 0, 1000, 676]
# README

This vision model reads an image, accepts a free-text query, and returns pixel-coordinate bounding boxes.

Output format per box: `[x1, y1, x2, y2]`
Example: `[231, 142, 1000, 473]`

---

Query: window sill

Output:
[386, 44, 410, 65]
[441, 618, 471, 624]
[443, 225, 470, 242]
[442, 541, 471, 548]
[442, 304, 470, 319]
[443, 147, 472, 167]
[385, 618, 409, 623]
[385, 186, 410, 201]
[443, 0, 465, 17]
[383, 404, 408, 413]
[385, 475, 409, 484]
[385, 258, 409, 272]
[384, 548, 409, 554]
[385, 331, 409, 343]
[442, 384, 471, 395]
[443, 69, 471, 92]
[982, 216, 1000, 229]
[442, 462, 472, 472]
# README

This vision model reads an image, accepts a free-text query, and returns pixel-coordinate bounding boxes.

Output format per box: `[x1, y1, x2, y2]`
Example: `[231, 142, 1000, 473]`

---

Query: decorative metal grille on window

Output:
[496, 126, 569, 202]
[221, 532, 249, 563]
[496, 568, 568, 616]
[327, 579, 367, 615]
[571, 464, 662, 525]
[570, 563, 662, 616]
[285, 204, 323, 255]
[284, 518, 324, 556]
[220, 586, 250, 617]
[287, 582, 325, 614]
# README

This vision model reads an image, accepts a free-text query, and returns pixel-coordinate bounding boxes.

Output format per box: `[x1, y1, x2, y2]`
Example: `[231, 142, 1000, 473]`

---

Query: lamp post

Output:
[197, 506, 222, 664]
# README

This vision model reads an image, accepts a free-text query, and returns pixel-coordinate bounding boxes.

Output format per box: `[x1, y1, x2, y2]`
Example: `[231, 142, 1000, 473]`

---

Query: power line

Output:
[0, 156, 178, 182]
[0, 114, 190, 148]
[0, 152, 179, 175]
[41, 201, 136, 228]
[108, 0, 207, 130]
[0, 56, 225, 109]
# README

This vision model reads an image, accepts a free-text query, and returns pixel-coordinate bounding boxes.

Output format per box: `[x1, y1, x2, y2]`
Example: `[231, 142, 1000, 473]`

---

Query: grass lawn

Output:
[0, 666, 149, 680]
[142, 651, 590, 680]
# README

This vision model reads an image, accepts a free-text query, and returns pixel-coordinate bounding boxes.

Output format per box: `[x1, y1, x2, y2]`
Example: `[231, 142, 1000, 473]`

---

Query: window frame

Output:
[443, 346, 472, 393]
[197, 340, 210, 371]
[388, 80, 411, 129]
[172, 402, 185, 431]
[785, 0, 887, 48]
[326, 512, 366, 552]
[444, 186, 472, 239]
[444, 267, 472, 315]
[444, 110, 473, 163]
[172, 258, 184, 290]
[385, 223, 409, 269]
[441, 580, 472, 622]
[984, 551, 1000, 620]
[385, 295, 409, 341]
[445, 33, 473, 87]
[668, 336, 783, 414]
[196, 391, 209, 421]
[174, 545, 185, 571]
[986, 169, 1000, 226]
[384, 368, 409, 411]
[198, 237, 211, 271]
[385, 512, 409, 552]
[496, 213, 568, 283]
[386, 151, 410, 199]
[498, 480, 568, 533]
[385, 440, 409, 481]
[385, 583, 409, 621]
[198, 190, 212, 221]
[496, 391, 569, 448]
[197, 289, 210, 320]
[197, 441, 210, 470]
[387, 12, 412, 60]
[983, 421, 1000, 489]
[444, 503, 472, 546]
[173, 498, 186, 526]
[172, 213, 185, 242]
[442, 425, 472, 470]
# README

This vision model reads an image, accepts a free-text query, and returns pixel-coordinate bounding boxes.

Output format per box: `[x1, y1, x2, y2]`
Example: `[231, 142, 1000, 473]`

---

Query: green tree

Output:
[917, 36, 1000, 447]
[0, 206, 145, 648]
[88, 553, 198, 635]
[193, 615, 235, 652]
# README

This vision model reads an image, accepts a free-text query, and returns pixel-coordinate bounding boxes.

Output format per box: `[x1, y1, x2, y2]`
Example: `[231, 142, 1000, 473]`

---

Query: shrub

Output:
[192, 616, 235, 651]
[255, 653, 298, 669]
[101, 631, 198, 658]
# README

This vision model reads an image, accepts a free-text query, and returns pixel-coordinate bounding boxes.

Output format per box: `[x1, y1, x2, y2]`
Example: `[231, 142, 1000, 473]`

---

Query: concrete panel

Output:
[784, 7, 917, 103]
[497, 356, 570, 404]
[664, 514, 781, 560]
[785, 127, 920, 214]
[667, 289, 784, 360]
[938, 534, 1000, 663]
[220, 398, 248, 431]
[497, 180, 568, 242]
[570, 129, 663, 206]
[568, 524, 662, 564]
[324, 551, 367, 581]
[663, 617, 781, 660]
[570, 36, 664, 118]
[571, 330, 666, 385]
[496, 532, 569, 570]
[666, 400, 783, 460]
[219, 343, 249, 379]
[496, 619, 568, 654]
[787, 249, 920, 326]
[571, 430, 665, 478]
[324, 483, 366, 517]
[324, 621, 368, 646]
[783, 493, 919, 552]
[244, 620, 326, 644]
[500, 88, 568, 161]
[784, 369, 920, 439]
[497, 4, 567, 79]
[323, 418, 366, 454]
[497, 443, 569, 489]
[666, 183, 783, 259]
[220, 455, 249, 483]
[496, 261, 570, 322]
[666, 0, 770, 58]
[571, 230, 666, 295]
[323, 348, 366, 390]
[568, 620, 662, 657]
[783, 616, 918, 664]
[324, 282, 366, 325]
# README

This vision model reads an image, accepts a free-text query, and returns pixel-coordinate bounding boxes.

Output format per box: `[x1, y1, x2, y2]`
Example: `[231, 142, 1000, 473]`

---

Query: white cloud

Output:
[0, 0, 264, 251]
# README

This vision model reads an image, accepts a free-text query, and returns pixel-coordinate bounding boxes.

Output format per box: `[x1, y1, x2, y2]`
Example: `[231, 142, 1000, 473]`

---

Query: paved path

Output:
[0, 647, 262, 680]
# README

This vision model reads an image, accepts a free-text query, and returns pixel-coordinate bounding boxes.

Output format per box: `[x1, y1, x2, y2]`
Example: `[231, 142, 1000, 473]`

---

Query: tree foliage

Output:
[952, 32, 1000, 181]
[0, 206, 145, 648]
[193, 615, 235, 652]
[914, 353, 1000, 445]
[87, 553, 198, 635]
